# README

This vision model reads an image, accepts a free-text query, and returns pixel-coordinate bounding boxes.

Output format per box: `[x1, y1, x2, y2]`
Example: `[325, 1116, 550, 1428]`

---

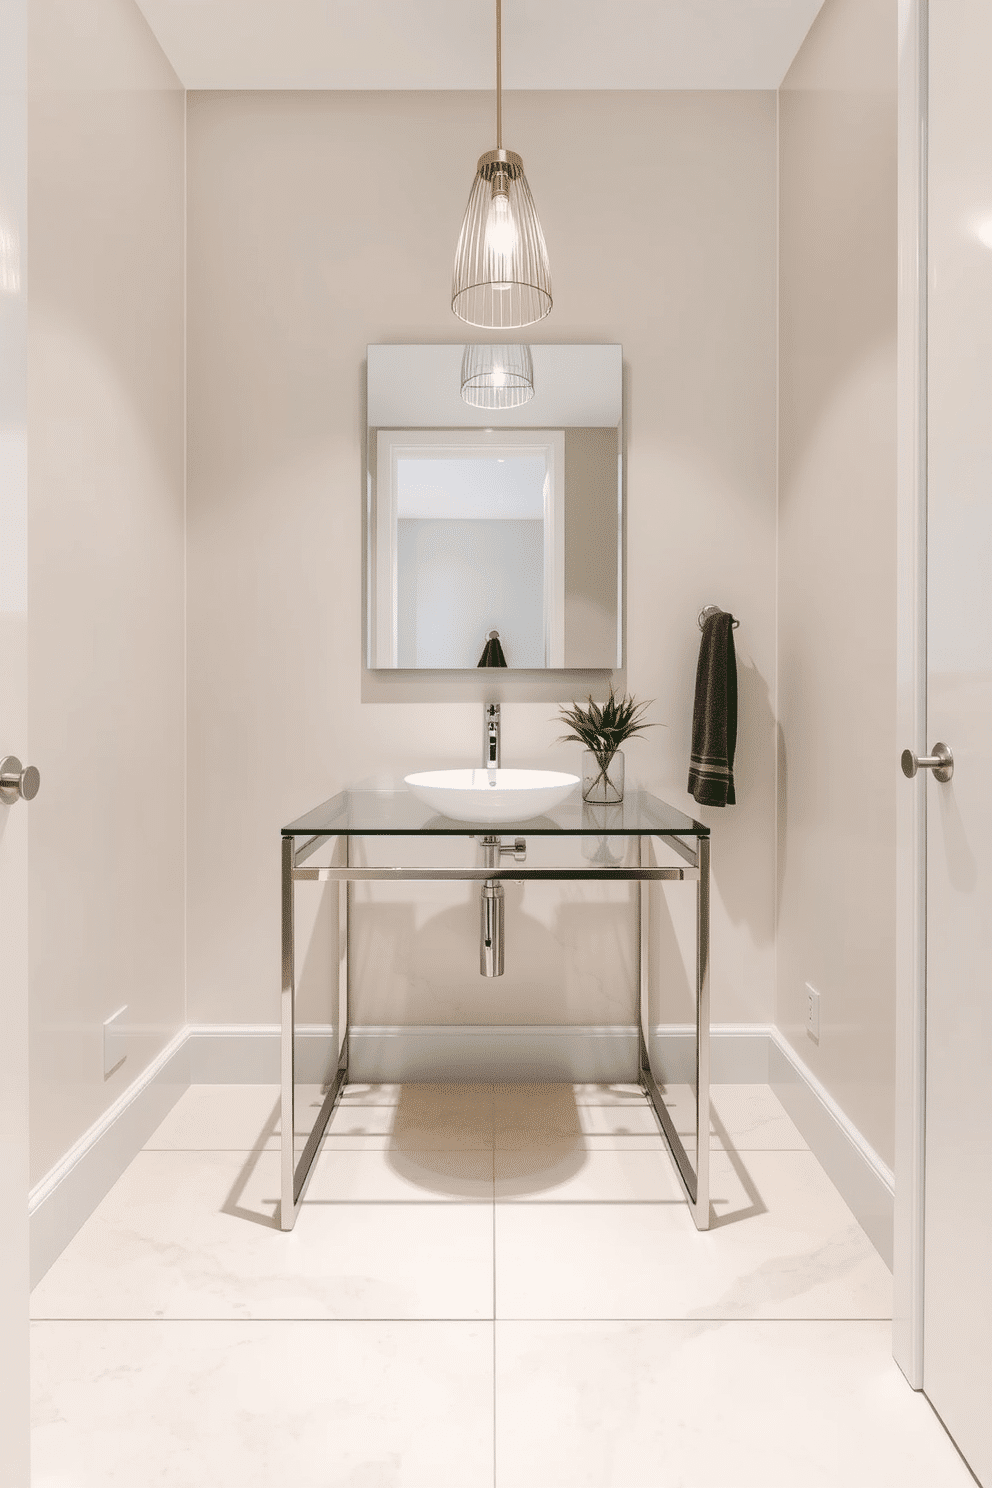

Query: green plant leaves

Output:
[555, 686, 655, 772]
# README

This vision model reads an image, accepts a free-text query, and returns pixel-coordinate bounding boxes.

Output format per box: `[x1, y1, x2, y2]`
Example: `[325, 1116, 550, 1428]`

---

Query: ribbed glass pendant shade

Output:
[452, 149, 553, 329]
[460, 342, 534, 409]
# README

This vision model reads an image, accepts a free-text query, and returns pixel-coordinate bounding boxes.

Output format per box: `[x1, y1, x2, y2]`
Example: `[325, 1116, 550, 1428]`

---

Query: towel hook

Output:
[697, 604, 739, 631]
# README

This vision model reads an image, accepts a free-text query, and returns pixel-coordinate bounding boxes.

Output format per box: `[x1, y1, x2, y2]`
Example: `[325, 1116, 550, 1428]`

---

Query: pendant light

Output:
[460, 342, 534, 409]
[451, 0, 552, 329]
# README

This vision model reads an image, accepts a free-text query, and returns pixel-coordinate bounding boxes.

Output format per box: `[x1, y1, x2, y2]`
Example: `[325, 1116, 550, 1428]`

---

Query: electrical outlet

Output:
[103, 1005, 128, 1079]
[805, 982, 820, 1043]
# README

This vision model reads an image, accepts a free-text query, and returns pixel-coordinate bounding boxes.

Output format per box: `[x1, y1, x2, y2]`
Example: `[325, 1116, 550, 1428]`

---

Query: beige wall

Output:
[22, 22, 901, 1163]
[186, 89, 779, 1031]
[28, 0, 185, 1181]
[777, 0, 898, 1165]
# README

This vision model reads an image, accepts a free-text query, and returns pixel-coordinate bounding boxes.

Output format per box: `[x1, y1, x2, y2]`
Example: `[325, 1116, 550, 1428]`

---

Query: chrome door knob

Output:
[901, 742, 954, 783]
[0, 756, 40, 804]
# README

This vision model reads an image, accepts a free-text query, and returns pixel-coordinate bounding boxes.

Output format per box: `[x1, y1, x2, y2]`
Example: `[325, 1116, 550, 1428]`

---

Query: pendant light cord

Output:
[495, 0, 502, 149]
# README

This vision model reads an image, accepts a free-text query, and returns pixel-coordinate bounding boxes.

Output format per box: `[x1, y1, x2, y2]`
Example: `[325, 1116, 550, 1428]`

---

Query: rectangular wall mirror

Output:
[366, 344, 622, 671]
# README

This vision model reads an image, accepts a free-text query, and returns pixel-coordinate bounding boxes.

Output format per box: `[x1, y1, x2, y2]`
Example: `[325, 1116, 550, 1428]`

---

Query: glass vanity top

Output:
[282, 786, 708, 839]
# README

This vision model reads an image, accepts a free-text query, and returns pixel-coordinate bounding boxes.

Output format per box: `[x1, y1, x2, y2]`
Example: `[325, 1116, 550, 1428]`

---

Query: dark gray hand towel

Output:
[687, 611, 737, 807]
[477, 632, 507, 667]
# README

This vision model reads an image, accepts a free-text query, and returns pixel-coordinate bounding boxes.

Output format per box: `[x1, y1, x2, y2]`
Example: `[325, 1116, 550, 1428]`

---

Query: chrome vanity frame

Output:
[280, 797, 710, 1233]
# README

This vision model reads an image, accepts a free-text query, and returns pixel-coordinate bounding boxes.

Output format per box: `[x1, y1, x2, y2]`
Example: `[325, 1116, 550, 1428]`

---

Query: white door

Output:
[0, 2, 31, 1482]
[919, 3, 992, 1482]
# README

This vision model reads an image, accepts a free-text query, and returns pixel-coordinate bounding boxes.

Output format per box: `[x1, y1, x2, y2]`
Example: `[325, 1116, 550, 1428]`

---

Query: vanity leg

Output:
[637, 833, 712, 1231]
[280, 834, 297, 1231]
[281, 836, 351, 1230]
[338, 835, 349, 1074]
[638, 836, 649, 1077]
[693, 834, 711, 1230]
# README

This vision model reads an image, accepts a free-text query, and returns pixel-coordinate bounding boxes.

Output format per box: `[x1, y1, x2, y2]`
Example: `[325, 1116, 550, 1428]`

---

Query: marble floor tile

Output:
[498, 1082, 649, 1106]
[147, 1081, 803, 1154]
[496, 1141, 682, 1201]
[328, 1081, 495, 1148]
[33, 1320, 494, 1488]
[550, 1132, 663, 1152]
[145, 1083, 330, 1152]
[32, 1148, 494, 1321]
[30, 1084, 958, 1488]
[494, 1082, 659, 1147]
[495, 1149, 892, 1320]
[710, 1083, 807, 1149]
[339, 1080, 492, 1104]
[494, 1319, 973, 1488]
[304, 1144, 493, 1201]
[578, 1102, 661, 1137]
[336, 1082, 406, 1104]
[319, 1133, 404, 1151]
[660, 1081, 808, 1151]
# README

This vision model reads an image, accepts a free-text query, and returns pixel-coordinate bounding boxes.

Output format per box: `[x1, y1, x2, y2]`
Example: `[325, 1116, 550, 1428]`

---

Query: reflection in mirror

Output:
[376, 429, 563, 668]
[367, 344, 622, 671]
[460, 342, 535, 409]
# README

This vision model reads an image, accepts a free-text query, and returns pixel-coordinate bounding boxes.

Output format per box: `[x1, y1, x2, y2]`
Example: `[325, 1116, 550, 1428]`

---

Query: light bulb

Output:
[485, 191, 518, 259]
[491, 368, 507, 388]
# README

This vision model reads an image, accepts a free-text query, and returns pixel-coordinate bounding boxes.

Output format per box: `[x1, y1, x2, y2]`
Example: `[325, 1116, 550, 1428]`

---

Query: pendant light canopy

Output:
[451, 0, 552, 329]
[460, 342, 534, 409]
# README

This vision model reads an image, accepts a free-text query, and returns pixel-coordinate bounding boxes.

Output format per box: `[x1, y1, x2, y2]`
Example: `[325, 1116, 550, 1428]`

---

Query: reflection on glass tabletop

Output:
[282, 783, 708, 838]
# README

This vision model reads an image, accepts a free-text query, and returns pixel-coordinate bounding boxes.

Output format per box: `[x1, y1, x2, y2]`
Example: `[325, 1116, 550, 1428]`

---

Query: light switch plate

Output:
[805, 982, 820, 1043]
[103, 1005, 128, 1078]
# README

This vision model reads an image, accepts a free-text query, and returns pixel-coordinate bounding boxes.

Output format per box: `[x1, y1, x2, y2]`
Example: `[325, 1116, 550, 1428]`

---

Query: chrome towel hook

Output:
[697, 604, 740, 631]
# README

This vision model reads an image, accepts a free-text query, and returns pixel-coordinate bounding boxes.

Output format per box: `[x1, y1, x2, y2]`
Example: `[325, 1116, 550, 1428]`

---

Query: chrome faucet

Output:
[484, 702, 501, 769]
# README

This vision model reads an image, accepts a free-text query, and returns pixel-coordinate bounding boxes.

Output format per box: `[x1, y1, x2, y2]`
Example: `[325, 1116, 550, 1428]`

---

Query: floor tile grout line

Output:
[39, 1083, 886, 1471]
[140, 1148, 500, 1155]
[31, 1319, 503, 1327]
[489, 1319, 896, 1329]
[491, 1200, 700, 1207]
[29, 1314, 895, 1325]
[141, 1144, 810, 1157]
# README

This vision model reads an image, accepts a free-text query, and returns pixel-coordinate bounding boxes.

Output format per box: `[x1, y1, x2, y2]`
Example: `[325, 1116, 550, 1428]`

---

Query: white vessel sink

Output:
[404, 768, 580, 825]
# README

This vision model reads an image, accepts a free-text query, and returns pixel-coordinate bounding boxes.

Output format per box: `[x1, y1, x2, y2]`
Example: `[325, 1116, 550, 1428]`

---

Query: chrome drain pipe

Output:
[481, 880, 505, 977]
[479, 835, 526, 977]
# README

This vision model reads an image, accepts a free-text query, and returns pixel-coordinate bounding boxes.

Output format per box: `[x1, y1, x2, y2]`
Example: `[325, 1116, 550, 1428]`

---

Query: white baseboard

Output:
[348, 1025, 638, 1083]
[185, 1023, 337, 1084]
[769, 1027, 895, 1269]
[184, 1022, 774, 1085]
[28, 1028, 190, 1287]
[647, 1022, 772, 1084]
[184, 1023, 639, 1084]
[29, 1020, 894, 1284]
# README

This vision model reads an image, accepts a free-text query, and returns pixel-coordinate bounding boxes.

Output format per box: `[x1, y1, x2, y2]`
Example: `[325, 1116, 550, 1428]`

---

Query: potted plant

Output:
[557, 687, 655, 804]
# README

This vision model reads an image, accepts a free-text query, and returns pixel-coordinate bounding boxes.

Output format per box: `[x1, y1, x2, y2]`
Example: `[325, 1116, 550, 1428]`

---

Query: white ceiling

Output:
[133, 0, 827, 92]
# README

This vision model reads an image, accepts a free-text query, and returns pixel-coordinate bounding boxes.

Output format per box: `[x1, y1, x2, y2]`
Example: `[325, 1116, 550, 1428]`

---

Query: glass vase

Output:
[581, 749, 624, 805]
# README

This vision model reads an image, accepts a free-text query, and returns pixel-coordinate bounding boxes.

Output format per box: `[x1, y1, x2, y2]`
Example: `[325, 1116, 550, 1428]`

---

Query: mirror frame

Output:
[365, 343, 624, 675]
